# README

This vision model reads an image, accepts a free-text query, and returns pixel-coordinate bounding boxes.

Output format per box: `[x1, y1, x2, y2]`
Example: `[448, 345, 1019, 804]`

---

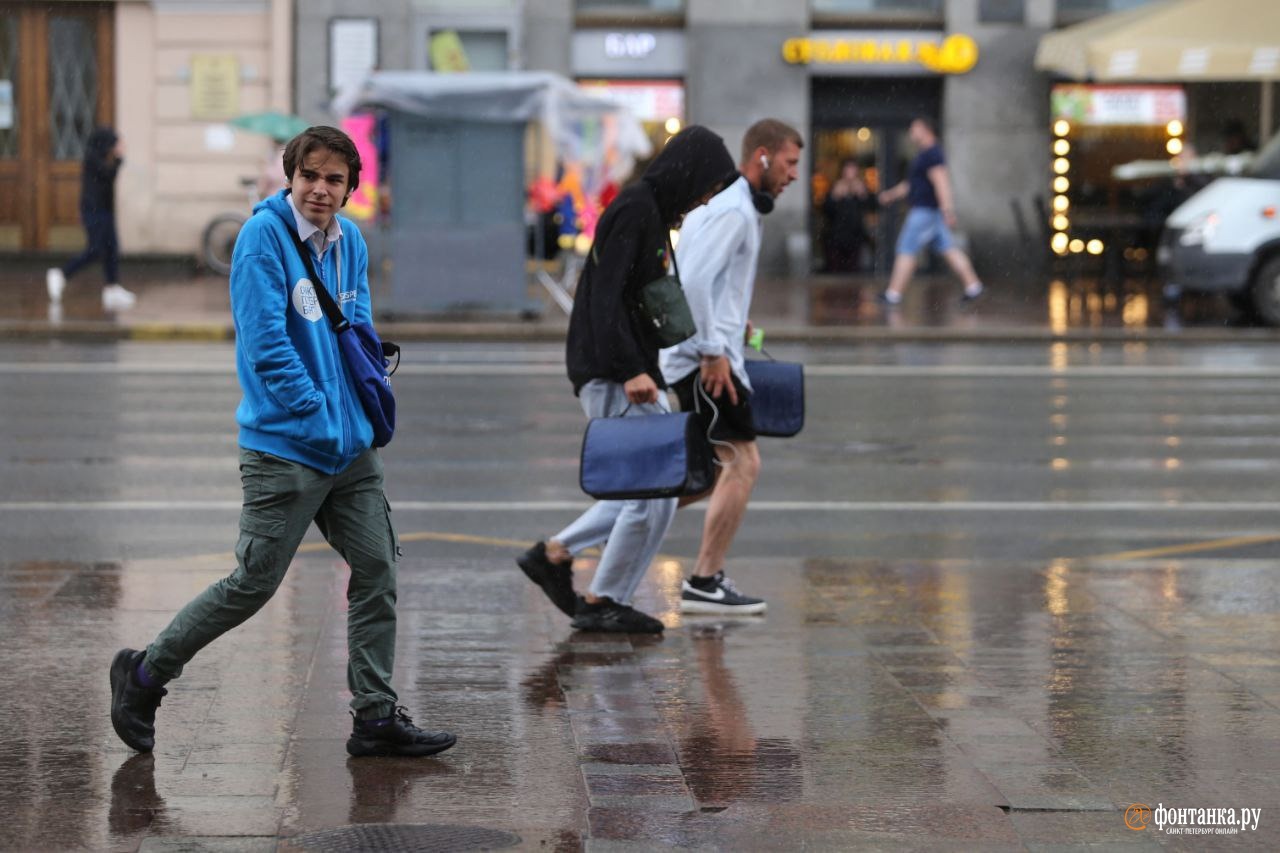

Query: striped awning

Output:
[1036, 0, 1280, 81]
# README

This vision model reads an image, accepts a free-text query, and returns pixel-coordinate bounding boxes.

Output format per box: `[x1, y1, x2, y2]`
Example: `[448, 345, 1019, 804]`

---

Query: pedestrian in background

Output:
[822, 158, 876, 273]
[47, 126, 137, 311]
[877, 117, 983, 306]
[516, 125, 737, 634]
[661, 118, 804, 615]
[109, 126, 456, 760]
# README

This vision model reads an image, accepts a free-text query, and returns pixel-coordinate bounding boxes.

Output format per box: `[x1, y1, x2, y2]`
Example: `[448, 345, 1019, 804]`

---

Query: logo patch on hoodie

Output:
[292, 279, 323, 322]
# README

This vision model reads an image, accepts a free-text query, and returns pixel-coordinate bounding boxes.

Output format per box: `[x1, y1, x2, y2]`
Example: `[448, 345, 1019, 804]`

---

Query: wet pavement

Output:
[4, 339, 1280, 850]
[0, 257, 1270, 341]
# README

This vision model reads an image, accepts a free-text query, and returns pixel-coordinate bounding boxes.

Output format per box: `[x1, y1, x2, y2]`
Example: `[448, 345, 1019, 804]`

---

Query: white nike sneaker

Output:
[102, 284, 137, 311]
[680, 572, 767, 615]
[46, 268, 66, 303]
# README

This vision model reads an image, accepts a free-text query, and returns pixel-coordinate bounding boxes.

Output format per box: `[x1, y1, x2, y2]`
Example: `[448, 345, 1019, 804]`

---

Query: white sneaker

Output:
[102, 284, 137, 311]
[46, 268, 65, 303]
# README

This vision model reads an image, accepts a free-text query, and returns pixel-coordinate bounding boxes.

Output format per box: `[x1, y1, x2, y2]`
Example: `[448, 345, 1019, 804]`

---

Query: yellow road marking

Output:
[1079, 534, 1280, 563]
[183, 531, 611, 565]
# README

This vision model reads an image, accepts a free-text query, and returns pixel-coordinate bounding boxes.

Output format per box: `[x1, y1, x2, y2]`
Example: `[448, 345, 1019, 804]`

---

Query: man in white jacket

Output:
[661, 118, 803, 614]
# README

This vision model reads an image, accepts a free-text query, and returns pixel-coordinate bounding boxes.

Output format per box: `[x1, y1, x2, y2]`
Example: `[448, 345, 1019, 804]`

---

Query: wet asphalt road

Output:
[3, 339, 1280, 850]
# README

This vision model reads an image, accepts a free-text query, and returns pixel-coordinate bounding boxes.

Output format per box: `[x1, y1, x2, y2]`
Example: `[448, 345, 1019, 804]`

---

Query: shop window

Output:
[0, 15, 16, 160]
[329, 18, 378, 98]
[812, 0, 943, 18]
[428, 29, 510, 71]
[1057, 0, 1152, 24]
[577, 0, 684, 13]
[577, 79, 684, 171]
[979, 0, 1025, 24]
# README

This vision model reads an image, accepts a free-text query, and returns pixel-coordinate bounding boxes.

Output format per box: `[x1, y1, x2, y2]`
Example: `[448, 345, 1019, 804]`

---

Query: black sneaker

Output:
[346, 707, 457, 758]
[680, 572, 767, 615]
[109, 648, 167, 753]
[570, 598, 664, 634]
[517, 541, 577, 616]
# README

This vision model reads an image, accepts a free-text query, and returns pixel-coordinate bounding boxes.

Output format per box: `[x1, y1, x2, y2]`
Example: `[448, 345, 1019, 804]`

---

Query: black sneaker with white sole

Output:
[516, 541, 578, 617]
[570, 597, 664, 634]
[680, 572, 767, 615]
[346, 707, 457, 758]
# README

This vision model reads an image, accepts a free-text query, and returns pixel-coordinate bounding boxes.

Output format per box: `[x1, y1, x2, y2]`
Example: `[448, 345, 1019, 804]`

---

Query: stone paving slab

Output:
[4, 552, 1280, 849]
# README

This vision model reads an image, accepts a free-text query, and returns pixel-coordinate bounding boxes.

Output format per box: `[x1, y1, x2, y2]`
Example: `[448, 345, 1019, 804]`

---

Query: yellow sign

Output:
[430, 30, 470, 73]
[782, 33, 979, 75]
[190, 54, 240, 119]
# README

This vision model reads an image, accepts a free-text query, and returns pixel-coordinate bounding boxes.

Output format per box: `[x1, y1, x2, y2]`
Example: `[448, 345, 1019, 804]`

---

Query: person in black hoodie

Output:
[517, 125, 737, 634]
[46, 126, 136, 311]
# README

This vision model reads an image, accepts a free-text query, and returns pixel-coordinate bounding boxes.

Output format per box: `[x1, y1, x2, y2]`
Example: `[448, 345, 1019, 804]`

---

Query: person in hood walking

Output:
[46, 126, 137, 312]
[517, 125, 737, 634]
[108, 126, 456, 760]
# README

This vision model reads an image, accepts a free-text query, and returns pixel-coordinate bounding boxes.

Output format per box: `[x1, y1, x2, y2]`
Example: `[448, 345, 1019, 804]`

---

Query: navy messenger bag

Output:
[744, 358, 805, 438]
[580, 410, 716, 500]
[288, 228, 399, 447]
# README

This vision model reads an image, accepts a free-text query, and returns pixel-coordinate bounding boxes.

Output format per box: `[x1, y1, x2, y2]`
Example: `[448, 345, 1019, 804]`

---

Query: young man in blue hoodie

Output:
[108, 126, 456, 759]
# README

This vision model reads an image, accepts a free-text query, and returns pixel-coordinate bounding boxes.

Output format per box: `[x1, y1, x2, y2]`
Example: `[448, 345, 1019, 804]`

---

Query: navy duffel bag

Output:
[580, 411, 716, 500]
[744, 358, 805, 437]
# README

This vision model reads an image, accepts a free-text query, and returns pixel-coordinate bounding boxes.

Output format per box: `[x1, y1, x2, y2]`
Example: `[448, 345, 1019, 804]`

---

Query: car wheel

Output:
[1250, 255, 1280, 326]
[1229, 289, 1259, 319]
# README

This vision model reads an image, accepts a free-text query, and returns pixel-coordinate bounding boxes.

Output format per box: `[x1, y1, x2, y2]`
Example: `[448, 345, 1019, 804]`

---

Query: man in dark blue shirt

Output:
[877, 117, 983, 306]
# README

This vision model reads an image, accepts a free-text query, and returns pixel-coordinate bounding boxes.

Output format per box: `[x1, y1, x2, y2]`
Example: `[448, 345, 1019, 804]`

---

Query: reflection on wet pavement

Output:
[1, 549, 1278, 849]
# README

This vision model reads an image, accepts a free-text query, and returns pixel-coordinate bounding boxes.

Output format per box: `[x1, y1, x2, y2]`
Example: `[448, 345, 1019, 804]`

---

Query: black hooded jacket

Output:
[566, 125, 737, 394]
[79, 127, 121, 215]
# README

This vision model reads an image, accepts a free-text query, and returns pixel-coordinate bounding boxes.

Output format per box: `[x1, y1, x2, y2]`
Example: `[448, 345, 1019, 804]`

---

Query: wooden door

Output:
[0, 3, 113, 251]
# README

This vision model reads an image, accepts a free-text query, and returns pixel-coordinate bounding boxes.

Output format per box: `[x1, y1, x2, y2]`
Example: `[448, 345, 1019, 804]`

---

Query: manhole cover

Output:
[289, 824, 521, 852]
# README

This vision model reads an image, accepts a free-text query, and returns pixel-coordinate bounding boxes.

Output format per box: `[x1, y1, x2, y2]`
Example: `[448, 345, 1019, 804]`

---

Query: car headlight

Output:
[1179, 211, 1219, 247]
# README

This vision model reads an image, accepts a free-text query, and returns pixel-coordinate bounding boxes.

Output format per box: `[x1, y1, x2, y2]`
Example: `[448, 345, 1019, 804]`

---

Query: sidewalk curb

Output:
[5, 320, 1280, 345]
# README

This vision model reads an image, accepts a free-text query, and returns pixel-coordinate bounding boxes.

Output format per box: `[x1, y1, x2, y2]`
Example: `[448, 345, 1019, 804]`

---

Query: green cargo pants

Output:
[144, 448, 401, 720]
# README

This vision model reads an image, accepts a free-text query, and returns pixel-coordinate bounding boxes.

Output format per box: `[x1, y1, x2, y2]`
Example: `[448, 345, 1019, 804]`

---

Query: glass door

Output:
[811, 124, 912, 276]
[0, 3, 112, 251]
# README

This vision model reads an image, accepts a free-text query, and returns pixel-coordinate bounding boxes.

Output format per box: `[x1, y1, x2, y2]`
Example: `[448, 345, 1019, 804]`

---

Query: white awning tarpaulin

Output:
[1036, 0, 1280, 136]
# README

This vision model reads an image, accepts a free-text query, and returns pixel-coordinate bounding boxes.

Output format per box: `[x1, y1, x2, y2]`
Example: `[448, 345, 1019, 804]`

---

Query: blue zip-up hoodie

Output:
[231, 190, 374, 475]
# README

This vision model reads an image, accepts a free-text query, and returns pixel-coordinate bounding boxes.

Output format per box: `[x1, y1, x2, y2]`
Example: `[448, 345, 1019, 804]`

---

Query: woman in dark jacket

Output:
[518, 125, 737, 635]
[822, 158, 877, 273]
[46, 126, 136, 311]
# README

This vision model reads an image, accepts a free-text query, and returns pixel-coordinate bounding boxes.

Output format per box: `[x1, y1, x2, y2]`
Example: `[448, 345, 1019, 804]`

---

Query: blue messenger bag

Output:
[580, 409, 717, 500]
[289, 229, 398, 447]
[744, 357, 805, 437]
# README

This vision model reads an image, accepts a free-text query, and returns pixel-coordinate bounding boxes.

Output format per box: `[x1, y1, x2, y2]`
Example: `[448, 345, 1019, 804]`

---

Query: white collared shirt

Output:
[290, 195, 343, 256]
[659, 176, 762, 389]
[290, 194, 343, 288]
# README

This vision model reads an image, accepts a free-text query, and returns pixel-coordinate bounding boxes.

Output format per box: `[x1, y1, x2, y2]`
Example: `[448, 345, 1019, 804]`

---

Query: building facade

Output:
[9, 0, 1269, 266]
[0, 0, 293, 256]
[296, 0, 1159, 276]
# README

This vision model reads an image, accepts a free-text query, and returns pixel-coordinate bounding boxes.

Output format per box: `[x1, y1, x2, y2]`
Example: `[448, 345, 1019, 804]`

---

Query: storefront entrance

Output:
[0, 3, 114, 251]
[810, 77, 941, 275]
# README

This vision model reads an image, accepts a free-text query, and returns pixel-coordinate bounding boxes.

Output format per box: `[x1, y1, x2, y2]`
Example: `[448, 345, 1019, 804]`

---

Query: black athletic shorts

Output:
[672, 370, 756, 443]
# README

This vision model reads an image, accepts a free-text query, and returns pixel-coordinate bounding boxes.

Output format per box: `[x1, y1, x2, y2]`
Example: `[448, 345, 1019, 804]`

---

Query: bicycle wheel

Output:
[202, 214, 245, 275]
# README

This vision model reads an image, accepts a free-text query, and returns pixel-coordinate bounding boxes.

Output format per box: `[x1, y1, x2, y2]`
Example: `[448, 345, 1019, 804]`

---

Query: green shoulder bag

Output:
[632, 237, 696, 348]
[594, 238, 695, 348]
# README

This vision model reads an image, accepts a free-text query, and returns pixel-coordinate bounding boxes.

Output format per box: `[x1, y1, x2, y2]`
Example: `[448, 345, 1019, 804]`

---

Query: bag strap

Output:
[591, 235, 683, 283]
[666, 236, 681, 283]
[286, 227, 349, 333]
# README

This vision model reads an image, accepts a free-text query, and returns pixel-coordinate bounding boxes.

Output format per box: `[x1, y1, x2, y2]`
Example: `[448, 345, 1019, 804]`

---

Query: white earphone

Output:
[760, 154, 770, 170]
